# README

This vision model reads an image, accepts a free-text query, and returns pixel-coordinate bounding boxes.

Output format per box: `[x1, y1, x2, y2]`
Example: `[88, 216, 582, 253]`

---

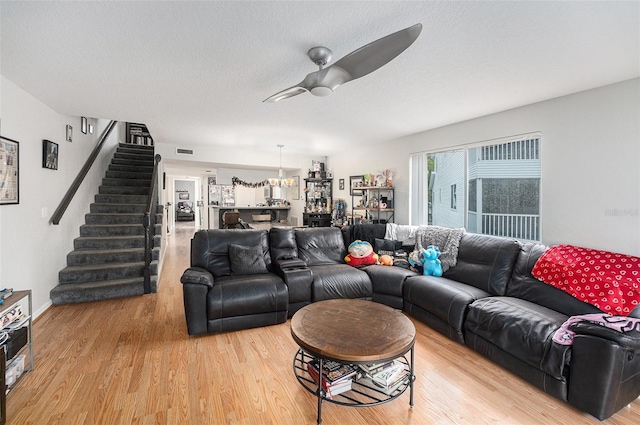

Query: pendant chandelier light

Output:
[269, 144, 293, 187]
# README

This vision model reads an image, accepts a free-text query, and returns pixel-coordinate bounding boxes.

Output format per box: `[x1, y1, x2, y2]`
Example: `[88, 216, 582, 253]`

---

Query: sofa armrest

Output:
[182, 282, 209, 336]
[180, 267, 214, 288]
[275, 258, 307, 271]
[571, 321, 640, 349]
[282, 268, 313, 317]
[568, 326, 640, 419]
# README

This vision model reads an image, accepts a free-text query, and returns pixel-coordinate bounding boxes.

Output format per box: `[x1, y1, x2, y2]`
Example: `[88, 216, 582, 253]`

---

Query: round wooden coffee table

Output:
[290, 299, 416, 424]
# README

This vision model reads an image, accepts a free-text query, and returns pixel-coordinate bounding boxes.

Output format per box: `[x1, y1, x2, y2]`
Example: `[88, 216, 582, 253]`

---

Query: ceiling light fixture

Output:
[269, 144, 293, 187]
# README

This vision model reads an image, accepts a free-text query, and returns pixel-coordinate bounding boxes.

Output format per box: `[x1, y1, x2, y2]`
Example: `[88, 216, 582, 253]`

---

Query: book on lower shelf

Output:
[306, 366, 352, 398]
[358, 359, 398, 376]
[370, 360, 405, 387]
[306, 359, 358, 399]
[308, 359, 358, 384]
[357, 370, 410, 396]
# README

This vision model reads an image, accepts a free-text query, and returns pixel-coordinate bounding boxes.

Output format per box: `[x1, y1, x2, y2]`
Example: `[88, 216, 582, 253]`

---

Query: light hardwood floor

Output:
[7, 223, 640, 424]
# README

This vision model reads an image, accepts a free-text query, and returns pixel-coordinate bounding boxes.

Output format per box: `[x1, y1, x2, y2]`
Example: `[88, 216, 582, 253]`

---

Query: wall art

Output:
[0, 136, 19, 205]
[43, 139, 59, 170]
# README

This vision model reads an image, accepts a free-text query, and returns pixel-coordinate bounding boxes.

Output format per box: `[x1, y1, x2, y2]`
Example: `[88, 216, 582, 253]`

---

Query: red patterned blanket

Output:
[532, 244, 640, 316]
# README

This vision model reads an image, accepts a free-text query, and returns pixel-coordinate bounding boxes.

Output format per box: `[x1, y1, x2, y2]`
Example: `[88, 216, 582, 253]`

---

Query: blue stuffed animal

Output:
[421, 245, 443, 277]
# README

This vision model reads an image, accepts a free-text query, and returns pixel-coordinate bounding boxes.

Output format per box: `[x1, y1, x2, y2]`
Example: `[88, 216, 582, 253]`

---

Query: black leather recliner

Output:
[180, 229, 288, 335]
[270, 227, 373, 317]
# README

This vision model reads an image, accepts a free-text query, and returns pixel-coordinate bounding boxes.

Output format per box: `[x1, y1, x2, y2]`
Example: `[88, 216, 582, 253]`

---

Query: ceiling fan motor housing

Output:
[308, 46, 333, 67]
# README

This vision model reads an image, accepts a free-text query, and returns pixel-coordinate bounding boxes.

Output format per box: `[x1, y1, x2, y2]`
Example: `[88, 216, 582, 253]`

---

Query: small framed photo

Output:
[0, 136, 19, 205]
[43, 140, 59, 170]
[81, 117, 87, 134]
[291, 175, 300, 200]
[178, 192, 189, 200]
[66, 125, 73, 142]
[339, 179, 345, 191]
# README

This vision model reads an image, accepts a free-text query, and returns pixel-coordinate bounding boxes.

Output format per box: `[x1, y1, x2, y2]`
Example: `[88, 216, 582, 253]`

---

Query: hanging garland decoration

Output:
[231, 177, 270, 188]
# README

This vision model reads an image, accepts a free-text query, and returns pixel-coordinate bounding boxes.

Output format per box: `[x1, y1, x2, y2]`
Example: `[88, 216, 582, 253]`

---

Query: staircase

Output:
[50, 143, 162, 305]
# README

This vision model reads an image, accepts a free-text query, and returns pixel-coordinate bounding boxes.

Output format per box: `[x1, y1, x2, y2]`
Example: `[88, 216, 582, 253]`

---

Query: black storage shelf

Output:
[351, 185, 395, 225]
[1, 290, 33, 398]
[304, 178, 333, 227]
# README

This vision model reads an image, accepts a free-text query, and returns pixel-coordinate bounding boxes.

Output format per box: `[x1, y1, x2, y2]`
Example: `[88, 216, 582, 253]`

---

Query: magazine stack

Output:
[307, 359, 358, 399]
[357, 359, 409, 395]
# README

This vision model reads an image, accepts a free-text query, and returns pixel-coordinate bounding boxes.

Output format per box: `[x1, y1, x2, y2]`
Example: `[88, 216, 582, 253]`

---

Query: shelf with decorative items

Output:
[125, 122, 153, 146]
[0, 289, 33, 399]
[350, 172, 394, 225]
[303, 177, 333, 227]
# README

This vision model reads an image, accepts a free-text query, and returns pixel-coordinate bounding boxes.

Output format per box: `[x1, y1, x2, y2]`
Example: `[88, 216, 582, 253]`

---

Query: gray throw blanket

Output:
[414, 225, 465, 272]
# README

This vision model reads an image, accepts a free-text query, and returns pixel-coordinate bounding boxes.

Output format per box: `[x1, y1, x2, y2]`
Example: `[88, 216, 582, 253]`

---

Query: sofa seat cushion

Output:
[404, 275, 491, 336]
[207, 274, 288, 319]
[465, 297, 571, 379]
[309, 264, 372, 301]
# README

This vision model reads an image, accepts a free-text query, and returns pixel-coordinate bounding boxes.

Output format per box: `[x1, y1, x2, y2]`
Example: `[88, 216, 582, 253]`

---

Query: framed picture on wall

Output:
[292, 176, 300, 200]
[178, 192, 189, 200]
[0, 136, 19, 205]
[42, 139, 59, 170]
[81, 116, 88, 134]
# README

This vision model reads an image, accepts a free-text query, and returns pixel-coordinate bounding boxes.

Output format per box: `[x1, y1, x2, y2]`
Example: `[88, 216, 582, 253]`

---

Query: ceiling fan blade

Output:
[331, 23, 422, 83]
[263, 85, 308, 103]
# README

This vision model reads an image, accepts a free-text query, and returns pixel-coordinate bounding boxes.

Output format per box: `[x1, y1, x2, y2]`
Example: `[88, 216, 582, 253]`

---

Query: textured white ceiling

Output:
[1, 1, 638, 158]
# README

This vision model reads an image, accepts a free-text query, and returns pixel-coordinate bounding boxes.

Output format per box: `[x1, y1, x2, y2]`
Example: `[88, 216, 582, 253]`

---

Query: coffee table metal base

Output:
[293, 348, 415, 424]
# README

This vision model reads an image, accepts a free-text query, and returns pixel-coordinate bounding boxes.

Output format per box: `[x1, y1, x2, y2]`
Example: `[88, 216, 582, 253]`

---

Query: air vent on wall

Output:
[176, 148, 194, 155]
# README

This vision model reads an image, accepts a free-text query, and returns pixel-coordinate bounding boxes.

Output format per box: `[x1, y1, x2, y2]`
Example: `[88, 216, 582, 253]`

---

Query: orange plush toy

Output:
[344, 240, 378, 266]
[379, 254, 394, 266]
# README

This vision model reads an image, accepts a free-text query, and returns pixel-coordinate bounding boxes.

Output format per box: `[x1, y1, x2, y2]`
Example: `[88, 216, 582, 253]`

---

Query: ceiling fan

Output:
[263, 23, 422, 103]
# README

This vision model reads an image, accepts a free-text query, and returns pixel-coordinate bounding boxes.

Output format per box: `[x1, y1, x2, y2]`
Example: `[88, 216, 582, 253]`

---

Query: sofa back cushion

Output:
[269, 227, 298, 261]
[341, 224, 387, 249]
[296, 227, 347, 266]
[190, 229, 272, 277]
[443, 232, 521, 296]
[506, 241, 603, 316]
[229, 244, 269, 275]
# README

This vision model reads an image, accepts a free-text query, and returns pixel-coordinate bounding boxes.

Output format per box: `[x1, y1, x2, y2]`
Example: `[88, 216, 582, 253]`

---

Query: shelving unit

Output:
[1, 290, 33, 396]
[125, 122, 154, 146]
[303, 178, 333, 227]
[351, 185, 395, 224]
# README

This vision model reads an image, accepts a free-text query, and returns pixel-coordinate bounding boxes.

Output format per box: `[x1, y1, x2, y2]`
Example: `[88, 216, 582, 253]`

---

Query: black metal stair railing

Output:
[50, 120, 118, 225]
[143, 154, 162, 294]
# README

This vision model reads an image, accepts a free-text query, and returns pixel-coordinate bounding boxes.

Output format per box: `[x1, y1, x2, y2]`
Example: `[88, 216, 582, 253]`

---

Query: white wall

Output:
[0, 76, 120, 317]
[330, 78, 640, 256]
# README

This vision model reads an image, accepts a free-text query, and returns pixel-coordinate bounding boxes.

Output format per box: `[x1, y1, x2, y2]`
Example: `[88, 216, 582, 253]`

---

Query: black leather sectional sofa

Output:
[180, 225, 640, 420]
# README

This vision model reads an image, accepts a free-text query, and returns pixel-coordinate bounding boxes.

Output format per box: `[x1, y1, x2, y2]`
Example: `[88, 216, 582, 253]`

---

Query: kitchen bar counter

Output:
[207, 206, 290, 229]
